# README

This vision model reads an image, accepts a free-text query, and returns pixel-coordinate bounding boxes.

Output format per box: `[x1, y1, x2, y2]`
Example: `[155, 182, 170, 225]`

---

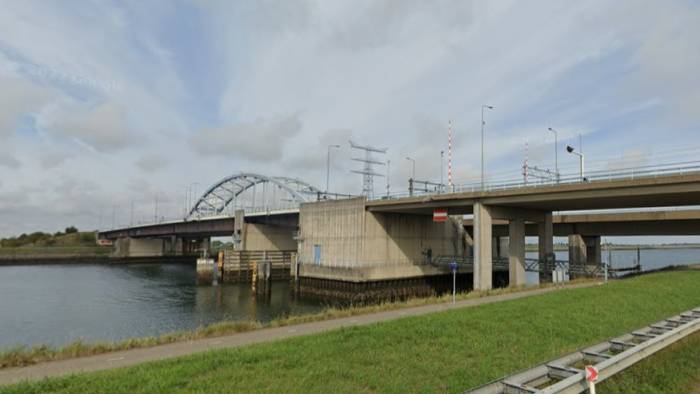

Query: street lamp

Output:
[548, 127, 559, 183]
[481, 105, 494, 190]
[326, 144, 340, 193]
[566, 145, 585, 181]
[405, 156, 416, 180]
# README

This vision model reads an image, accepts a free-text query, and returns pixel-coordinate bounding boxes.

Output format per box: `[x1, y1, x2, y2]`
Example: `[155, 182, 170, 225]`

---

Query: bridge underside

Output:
[298, 175, 700, 292]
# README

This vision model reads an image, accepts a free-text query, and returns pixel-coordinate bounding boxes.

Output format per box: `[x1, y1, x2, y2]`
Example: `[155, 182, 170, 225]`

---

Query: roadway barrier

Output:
[466, 307, 700, 393]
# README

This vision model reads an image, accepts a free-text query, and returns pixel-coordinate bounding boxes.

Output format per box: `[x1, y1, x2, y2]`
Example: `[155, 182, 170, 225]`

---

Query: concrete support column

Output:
[465, 229, 474, 259]
[508, 218, 526, 287]
[233, 209, 245, 250]
[569, 234, 602, 277]
[492, 237, 509, 260]
[473, 202, 493, 291]
[492, 237, 499, 259]
[538, 212, 554, 283]
[586, 236, 602, 266]
[568, 234, 586, 271]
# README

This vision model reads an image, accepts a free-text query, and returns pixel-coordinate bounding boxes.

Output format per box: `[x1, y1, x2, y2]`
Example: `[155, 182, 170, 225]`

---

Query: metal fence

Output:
[372, 160, 700, 201]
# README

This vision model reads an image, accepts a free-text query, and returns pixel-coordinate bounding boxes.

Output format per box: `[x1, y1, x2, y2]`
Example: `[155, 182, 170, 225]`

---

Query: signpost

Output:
[449, 259, 458, 303]
[585, 365, 599, 394]
[433, 209, 448, 222]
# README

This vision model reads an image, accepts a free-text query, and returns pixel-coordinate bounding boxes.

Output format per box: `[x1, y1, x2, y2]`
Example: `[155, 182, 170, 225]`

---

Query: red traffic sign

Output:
[585, 365, 599, 382]
[433, 209, 448, 222]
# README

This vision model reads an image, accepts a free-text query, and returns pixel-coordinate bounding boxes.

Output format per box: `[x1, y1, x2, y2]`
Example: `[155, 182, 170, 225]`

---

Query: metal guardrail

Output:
[372, 160, 700, 201]
[466, 307, 700, 393]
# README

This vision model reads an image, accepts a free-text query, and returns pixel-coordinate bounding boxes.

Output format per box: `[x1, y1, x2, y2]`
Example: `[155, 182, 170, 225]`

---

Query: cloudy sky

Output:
[0, 0, 699, 236]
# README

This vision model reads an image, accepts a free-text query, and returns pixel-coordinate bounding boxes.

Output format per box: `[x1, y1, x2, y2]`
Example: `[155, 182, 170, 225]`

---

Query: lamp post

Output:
[481, 105, 494, 190]
[548, 127, 559, 183]
[326, 144, 340, 193]
[567, 145, 585, 181]
[406, 156, 416, 180]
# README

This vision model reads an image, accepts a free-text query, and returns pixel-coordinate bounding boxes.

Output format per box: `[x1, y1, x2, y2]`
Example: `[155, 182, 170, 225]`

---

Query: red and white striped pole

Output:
[448, 120, 453, 192]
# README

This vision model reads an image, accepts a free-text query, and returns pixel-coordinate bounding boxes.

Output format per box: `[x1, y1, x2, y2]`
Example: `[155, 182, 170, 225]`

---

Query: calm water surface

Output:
[0, 248, 698, 349]
[0, 263, 328, 349]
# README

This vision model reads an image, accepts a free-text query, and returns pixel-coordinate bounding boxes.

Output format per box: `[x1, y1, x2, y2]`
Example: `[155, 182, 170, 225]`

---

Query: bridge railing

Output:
[370, 160, 700, 201]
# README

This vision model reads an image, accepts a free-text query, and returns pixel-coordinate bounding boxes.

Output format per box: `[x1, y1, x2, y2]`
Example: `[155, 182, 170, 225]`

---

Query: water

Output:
[0, 263, 327, 349]
[524, 247, 700, 284]
[0, 248, 698, 349]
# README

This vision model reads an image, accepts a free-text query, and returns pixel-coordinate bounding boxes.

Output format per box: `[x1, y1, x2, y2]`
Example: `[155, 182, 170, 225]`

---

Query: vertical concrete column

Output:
[473, 202, 493, 291]
[508, 218, 526, 287]
[233, 209, 245, 250]
[569, 234, 586, 261]
[585, 236, 602, 266]
[568, 234, 586, 276]
[465, 229, 474, 259]
[538, 211, 554, 283]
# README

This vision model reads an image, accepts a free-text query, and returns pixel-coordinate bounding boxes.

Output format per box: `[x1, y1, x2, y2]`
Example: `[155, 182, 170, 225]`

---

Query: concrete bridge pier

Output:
[473, 203, 493, 291]
[183, 237, 211, 255]
[508, 218, 526, 287]
[113, 237, 169, 258]
[568, 234, 602, 277]
[538, 212, 554, 283]
[473, 205, 550, 291]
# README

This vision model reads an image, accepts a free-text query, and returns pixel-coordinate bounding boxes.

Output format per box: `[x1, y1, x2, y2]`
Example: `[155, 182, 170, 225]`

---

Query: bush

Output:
[79, 232, 96, 244]
[64, 226, 78, 234]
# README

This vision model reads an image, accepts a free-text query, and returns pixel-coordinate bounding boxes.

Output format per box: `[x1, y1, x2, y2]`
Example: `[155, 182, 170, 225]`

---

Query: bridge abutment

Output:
[296, 197, 472, 295]
[112, 237, 166, 258]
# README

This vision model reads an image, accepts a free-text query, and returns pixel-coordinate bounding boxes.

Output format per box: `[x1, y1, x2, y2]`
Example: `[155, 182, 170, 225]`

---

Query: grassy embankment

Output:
[2, 270, 700, 394]
[600, 330, 700, 394]
[0, 232, 109, 259]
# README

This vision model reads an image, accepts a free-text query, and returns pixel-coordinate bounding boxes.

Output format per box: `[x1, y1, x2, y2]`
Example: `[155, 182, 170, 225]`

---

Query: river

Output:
[0, 248, 698, 349]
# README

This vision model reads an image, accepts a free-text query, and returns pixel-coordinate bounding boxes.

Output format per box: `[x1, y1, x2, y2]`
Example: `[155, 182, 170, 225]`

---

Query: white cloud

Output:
[0, 71, 53, 141]
[192, 114, 303, 161]
[135, 154, 167, 172]
[0, 0, 698, 237]
[0, 153, 21, 169]
[43, 102, 134, 152]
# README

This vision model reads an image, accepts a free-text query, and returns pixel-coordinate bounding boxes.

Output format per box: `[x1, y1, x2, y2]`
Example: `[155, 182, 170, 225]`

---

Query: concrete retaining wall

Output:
[299, 197, 467, 282]
[243, 223, 297, 251]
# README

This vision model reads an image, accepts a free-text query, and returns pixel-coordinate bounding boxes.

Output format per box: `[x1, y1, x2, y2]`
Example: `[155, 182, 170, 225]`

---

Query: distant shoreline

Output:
[0, 255, 196, 266]
[522, 243, 700, 252]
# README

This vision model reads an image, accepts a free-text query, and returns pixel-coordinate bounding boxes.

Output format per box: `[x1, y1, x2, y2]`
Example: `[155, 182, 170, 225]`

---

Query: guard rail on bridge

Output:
[374, 160, 700, 200]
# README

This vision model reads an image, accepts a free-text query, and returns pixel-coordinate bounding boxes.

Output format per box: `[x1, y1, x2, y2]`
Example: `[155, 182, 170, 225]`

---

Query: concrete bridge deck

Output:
[366, 173, 700, 214]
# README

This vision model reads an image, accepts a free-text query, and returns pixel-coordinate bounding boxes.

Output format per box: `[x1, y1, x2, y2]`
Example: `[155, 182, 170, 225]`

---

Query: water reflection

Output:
[0, 263, 325, 348]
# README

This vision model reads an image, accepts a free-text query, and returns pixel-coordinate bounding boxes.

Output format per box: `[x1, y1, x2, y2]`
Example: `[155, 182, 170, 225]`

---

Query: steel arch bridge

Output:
[187, 173, 322, 219]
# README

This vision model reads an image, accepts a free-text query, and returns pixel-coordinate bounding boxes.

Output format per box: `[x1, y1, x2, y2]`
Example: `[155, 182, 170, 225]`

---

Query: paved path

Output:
[0, 282, 599, 386]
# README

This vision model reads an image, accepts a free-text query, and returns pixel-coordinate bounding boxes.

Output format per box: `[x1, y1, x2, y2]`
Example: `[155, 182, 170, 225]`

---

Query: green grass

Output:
[0, 246, 110, 257]
[600, 331, 700, 394]
[2, 270, 700, 394]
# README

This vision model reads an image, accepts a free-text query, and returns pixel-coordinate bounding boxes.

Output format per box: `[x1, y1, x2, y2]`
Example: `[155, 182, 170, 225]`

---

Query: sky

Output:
[0, 0, 699, 237]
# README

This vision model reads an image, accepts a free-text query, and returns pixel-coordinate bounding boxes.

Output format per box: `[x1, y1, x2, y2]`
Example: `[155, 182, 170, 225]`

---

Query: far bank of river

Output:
[526, 243, 700, 252]
[0, 247, 196, 266]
